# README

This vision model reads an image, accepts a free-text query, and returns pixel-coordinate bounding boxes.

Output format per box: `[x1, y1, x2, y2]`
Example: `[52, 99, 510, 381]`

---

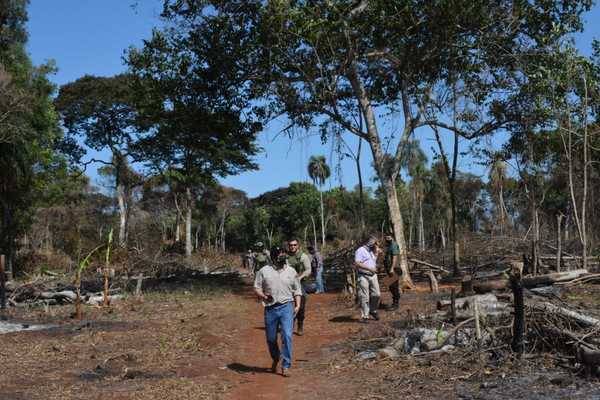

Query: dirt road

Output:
[223, 289, 366, 400]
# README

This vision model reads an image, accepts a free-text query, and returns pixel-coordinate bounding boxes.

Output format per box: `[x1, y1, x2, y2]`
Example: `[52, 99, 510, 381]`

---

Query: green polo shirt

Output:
[384, 241, 400, 269]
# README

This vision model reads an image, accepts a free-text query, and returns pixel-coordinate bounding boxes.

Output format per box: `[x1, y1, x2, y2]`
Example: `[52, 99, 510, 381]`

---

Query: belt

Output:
[358, 271, 375, 277]
[266, 301, 291, 309]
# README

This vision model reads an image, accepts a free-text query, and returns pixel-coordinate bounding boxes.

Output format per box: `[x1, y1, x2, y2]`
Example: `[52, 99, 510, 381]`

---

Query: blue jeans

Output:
[264, 302, 294, 369]
[315, 267, 326, 293]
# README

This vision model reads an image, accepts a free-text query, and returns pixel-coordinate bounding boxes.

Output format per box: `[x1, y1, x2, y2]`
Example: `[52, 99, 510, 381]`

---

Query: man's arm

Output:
[389, 255, 398, 275]
[253, 272, 270, 301]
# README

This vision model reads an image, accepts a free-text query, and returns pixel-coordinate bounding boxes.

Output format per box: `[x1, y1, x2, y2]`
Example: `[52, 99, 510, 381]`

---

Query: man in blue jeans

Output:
[307, 245, 326, 293]
[254, 246, 302, 377]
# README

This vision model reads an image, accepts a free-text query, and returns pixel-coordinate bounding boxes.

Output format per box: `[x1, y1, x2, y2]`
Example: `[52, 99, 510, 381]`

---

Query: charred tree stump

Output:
[461, 275, 473, 295]
[511, 273, 524, 356]
[0, 254, 5, 310]
[450, 288, 456, 324]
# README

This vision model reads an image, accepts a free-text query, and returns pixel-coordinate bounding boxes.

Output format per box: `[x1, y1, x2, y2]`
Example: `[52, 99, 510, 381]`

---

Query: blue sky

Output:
[26, 1, 600, 198]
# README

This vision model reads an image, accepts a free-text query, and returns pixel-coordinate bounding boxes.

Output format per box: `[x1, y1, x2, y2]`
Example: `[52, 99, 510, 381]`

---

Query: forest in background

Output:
[2, 0, 600, 279]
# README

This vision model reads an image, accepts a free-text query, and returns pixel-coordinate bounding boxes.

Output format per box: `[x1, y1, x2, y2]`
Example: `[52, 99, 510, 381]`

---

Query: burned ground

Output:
[1, 275, 600, 399]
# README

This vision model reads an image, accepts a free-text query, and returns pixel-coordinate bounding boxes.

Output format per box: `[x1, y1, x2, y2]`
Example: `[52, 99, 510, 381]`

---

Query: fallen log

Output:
[473, 279, 509, 293]
[438, 293, 498, 310]
[522, 269, 588, 287]
[39, 290, 77, 302]
[472, 269, 589, 293]
[86, 294, 124, 306]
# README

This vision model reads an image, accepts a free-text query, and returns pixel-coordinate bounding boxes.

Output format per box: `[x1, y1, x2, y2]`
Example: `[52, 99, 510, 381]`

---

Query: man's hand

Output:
[264, 294, 273, 303]
[388, 270, 395, 278]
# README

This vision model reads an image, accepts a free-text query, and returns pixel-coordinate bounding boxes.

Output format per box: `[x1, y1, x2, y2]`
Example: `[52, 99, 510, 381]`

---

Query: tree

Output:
[55, 74, 139, 248]
[0, 0, 62, 275]
[307, 155, 331, 247]
[126, 15, 262, 257]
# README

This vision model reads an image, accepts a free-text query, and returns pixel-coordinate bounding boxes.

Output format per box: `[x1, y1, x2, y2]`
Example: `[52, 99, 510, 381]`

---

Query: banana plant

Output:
[75, 245, 103, 319]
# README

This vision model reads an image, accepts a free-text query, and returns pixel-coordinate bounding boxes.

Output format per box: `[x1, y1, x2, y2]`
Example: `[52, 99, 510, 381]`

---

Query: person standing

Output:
[253, 242, 272, 274]
[254, 246, 302, 377]
[354, 236, 381, 323]
[287, 239, 312, 335]
[383, 233, 401, 310]
[307, 245, 325, 293]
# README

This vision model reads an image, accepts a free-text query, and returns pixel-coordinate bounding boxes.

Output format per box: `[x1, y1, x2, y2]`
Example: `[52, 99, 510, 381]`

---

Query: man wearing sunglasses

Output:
[286, 239, 312, 336]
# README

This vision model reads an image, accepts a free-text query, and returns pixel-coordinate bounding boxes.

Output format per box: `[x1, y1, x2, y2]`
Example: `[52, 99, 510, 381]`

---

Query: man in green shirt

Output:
[287, 238, 311, 336]
[383, 233, 401, 310]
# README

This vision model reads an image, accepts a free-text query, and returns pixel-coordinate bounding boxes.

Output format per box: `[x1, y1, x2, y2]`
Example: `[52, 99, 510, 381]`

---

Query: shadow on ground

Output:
[227, 363, 272, 374]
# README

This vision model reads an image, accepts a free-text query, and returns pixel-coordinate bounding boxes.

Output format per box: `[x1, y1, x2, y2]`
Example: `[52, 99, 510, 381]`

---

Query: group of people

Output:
[252, 238, 323, 376]
[253, 233, 402, 376]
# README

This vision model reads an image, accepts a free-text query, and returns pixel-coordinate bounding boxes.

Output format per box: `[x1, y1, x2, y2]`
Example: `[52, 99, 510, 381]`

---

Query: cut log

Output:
[86, 294, 124, 306]
[39, 290, 77, 302]
[521, 269, 587, 287]
[473, 279, 509, 293]
[472, 269, 589, 293]
[438, 293, 498, 310]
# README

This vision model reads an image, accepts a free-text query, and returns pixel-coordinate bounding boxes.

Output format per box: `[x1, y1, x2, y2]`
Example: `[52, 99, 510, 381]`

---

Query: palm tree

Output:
[308, 155, 331, 247]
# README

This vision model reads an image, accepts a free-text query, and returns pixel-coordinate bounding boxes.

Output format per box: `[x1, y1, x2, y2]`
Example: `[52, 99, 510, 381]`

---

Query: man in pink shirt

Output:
[354, 236, 381, 323]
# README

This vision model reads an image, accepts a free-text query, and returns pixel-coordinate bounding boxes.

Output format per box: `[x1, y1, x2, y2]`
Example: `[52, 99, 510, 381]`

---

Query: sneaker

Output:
[385, 303, 399, 311]
[281, 367, 291, 377]
[359, 318, 369, 324]
[271, 357, 279, 373]
[369, 311, 380, 321]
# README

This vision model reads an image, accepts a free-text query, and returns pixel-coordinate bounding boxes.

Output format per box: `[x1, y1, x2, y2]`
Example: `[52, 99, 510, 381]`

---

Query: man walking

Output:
[383, 233, 401, 310]
[287, 239, 311, 335]
[307, 245, 325, 293]
[354, 236, 381, 323]
[254, 246, 301, 377]
[253, 242, 272, 274]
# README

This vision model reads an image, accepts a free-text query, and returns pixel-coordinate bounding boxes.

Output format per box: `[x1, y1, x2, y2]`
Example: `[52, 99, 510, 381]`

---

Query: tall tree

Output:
[307, 155, 331, 247]
[0, 0, 62, 275]
[126, 13, 262, 257]
[55, 74, 139, 248]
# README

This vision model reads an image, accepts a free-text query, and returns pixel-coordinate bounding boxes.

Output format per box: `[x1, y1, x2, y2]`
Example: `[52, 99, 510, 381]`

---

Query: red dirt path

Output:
[223, 289, 365, 400]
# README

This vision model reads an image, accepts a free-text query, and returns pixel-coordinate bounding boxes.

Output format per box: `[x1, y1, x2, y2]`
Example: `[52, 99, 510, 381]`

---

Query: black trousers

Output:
[389, 269, 401, 304]
[296, 294, 307, 323]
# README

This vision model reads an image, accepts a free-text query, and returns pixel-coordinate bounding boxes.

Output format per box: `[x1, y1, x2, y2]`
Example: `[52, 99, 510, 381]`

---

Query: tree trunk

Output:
[116, 182, 128, 248]
[174, 195, 181, 242]
[185, 187, 193, 258]
[319, 187, 326, 247]
[310, 215, 318, 249]
[440, 225, 446, 249]
[356, 138, 366, 233]
[418, 195, 425, 251]
[381, 177, 413, 287]
[556, 213, 564, 272]
[346, 58, 413, 287]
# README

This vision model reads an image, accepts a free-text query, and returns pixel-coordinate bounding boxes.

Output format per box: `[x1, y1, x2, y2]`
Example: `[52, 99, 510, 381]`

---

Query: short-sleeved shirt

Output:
[254, 264, 302, 307]
[355, 245, 377, 275]
[384, 241, 400, 269]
